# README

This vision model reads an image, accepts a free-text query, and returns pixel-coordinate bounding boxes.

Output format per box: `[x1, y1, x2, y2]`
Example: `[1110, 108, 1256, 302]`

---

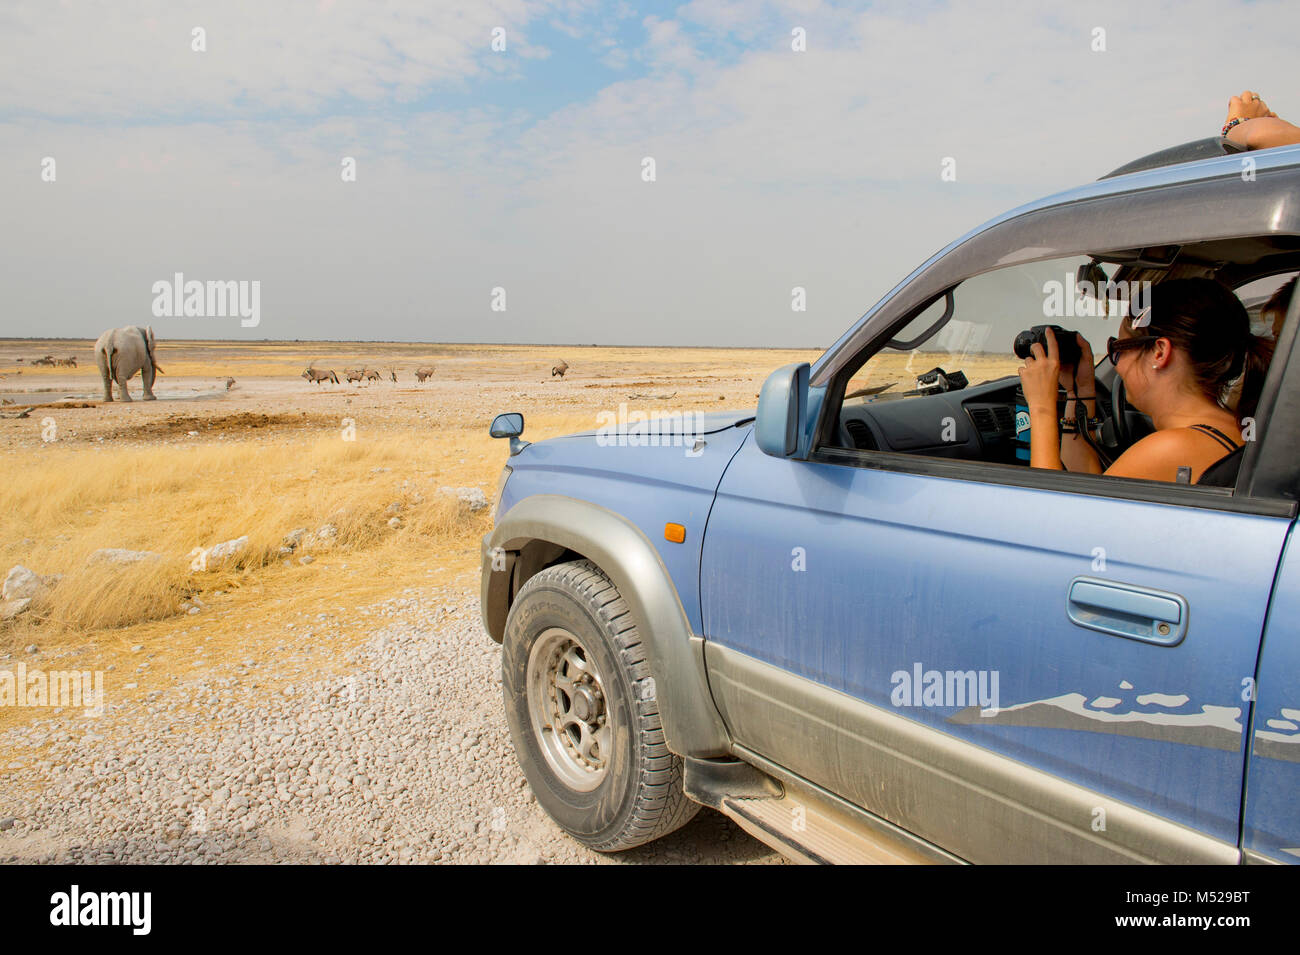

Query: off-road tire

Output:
[502, 559, 700, 851]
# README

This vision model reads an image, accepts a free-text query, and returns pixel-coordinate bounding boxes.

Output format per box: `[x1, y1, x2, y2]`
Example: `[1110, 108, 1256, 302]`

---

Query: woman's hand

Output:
[1058, 333, 1095, 396]
[1018, 327, 1062, 416]
[1226, 90, 1276, 124]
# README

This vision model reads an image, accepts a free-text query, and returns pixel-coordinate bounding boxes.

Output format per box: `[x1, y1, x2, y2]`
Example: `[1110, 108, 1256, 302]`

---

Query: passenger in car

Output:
[1222, 90, 1300, 150]
[1226, 276, 1294, 412]
[1018, 279, 1274, 484]
[1262, 276, 1297, 339]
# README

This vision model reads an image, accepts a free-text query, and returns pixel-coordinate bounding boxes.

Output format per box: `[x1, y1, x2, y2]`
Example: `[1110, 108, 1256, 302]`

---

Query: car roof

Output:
[1012, 141, 1300, 224]
[1098, 136, 1248, 179]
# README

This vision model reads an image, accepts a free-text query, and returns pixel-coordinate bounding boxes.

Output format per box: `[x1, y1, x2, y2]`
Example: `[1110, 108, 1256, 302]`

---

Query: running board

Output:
[684, 756, 949, 865]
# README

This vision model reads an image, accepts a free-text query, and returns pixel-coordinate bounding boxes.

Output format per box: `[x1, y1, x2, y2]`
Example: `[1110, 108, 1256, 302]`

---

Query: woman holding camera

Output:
[1018, 278, 1274, 483]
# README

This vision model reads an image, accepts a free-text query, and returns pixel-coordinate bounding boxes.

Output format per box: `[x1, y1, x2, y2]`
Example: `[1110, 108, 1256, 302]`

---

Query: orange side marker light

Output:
[664, 523, 686, 544]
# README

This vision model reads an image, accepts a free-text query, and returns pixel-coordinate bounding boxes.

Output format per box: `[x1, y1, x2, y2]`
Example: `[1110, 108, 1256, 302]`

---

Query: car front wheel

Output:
[501, 559, 699, 851]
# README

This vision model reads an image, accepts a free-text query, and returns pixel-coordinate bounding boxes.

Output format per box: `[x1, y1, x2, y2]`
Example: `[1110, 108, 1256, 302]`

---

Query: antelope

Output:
[363, 368, 382, 383]
[344, 368, 365, 384]
[414, 365, 435, 383]
[301, 365, 339, 385]
[552, 359, 569, 378]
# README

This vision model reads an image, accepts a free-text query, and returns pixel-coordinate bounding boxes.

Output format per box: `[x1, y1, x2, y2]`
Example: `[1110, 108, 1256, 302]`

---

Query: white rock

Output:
[203, 536, 248, 567]
[87, 548, 163, 566]
[1, 598, 32, 620]
[437, 487, 488, 512]
[4, 566, 49, 601]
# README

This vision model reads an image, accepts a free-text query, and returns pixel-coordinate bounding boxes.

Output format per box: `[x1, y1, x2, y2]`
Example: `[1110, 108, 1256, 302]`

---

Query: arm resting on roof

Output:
[1227, 117, 1300, 150]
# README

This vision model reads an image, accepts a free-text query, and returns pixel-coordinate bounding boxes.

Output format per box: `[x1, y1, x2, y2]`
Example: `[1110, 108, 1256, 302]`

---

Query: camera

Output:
[914, 367, 968, 396]
[1013, 325, 1081, 366]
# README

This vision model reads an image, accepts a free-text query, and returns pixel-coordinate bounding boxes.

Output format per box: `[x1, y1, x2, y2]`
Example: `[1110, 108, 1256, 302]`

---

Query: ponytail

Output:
[1235, 332, 1275, 422]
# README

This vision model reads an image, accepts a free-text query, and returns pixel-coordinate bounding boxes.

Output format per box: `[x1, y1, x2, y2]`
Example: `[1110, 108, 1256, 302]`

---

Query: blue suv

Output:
[481, 138, 1300, 864]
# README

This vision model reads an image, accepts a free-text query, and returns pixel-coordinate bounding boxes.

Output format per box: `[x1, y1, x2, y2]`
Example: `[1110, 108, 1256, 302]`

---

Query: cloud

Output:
[0, 0, 555, 119]
[2, 0, 1299, 345]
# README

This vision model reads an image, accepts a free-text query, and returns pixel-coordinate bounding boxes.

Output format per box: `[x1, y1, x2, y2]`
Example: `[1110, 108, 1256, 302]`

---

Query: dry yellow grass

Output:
[0, 409, 599, 737]
[2, 413, 596, 633]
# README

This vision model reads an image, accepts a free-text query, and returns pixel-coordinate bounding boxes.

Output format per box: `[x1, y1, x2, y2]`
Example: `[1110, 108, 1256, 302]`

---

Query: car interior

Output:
[820, 235, 1300, 489]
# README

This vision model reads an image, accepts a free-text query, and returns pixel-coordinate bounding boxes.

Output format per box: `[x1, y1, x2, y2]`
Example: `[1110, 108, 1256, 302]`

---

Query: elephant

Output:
[95, 326, 161, 402]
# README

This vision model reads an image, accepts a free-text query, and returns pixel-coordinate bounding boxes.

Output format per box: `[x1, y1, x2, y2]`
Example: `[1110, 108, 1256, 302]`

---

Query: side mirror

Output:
[755, 363, 809, 458]
[490, 412, 529, 455]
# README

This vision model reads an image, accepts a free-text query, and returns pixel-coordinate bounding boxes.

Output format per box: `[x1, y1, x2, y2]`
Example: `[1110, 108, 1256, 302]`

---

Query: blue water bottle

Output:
[1014, 385, 1031, 462]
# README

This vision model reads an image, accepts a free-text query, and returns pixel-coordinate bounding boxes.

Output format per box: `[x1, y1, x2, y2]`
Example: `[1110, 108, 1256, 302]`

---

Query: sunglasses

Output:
[1106, 335, 1158, 364]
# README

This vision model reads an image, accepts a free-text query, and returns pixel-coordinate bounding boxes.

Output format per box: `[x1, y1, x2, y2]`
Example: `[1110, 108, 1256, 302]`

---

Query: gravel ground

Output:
[0, 586, 783, 865]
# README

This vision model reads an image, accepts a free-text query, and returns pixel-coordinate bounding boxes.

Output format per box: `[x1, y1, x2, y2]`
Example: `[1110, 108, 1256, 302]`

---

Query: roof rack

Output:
[1099, 136, 1247, 180]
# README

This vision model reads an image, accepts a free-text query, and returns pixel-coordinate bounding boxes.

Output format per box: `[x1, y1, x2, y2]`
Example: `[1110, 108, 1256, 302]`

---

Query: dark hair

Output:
[1130, 278, 1275, 421]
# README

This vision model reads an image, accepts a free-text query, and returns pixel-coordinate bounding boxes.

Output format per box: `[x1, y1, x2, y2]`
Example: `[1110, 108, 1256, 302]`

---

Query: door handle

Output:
[1066, 576, 1188, 646]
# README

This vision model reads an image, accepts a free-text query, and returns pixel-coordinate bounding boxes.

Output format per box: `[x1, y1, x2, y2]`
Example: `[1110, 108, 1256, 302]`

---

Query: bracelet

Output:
[1060, 415, 1104, 432]
[1222, 117, 1243, 137]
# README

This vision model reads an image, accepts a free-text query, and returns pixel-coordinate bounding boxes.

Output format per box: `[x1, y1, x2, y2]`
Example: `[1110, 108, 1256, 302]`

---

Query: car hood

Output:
[503, 409, 755, 496]
[561, 408, 756, 439]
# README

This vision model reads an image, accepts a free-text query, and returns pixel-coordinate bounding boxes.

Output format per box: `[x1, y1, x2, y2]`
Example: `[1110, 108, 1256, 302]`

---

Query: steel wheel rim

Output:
[526, 627, 611, 792]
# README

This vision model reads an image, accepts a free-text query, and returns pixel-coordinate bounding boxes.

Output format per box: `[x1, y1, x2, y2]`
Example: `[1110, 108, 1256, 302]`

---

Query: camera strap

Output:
[1068, 366, 1116, 469]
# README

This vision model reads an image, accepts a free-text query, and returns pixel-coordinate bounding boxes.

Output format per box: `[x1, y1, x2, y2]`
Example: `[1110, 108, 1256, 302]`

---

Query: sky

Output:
[2, 0, 1298, 347]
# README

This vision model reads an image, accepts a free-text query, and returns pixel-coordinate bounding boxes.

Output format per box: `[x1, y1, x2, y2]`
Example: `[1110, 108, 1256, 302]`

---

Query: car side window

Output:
[819, 241, 1296, 503]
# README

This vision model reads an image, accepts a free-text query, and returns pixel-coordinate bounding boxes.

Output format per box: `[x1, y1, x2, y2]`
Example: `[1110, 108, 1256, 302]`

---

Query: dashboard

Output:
[836, 375, 1026, 463]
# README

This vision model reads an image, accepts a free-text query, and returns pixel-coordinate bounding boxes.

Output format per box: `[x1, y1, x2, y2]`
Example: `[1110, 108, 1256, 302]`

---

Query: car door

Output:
[701, 431, 1288, 863]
